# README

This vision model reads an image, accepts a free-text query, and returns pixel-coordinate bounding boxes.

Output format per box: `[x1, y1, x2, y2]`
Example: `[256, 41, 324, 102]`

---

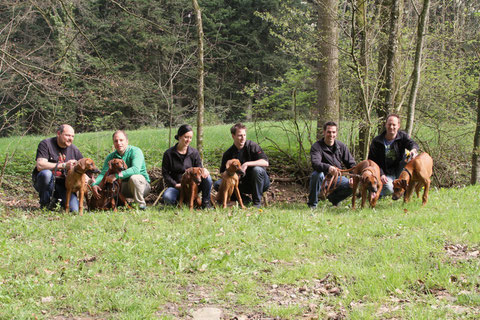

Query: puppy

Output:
[65, 158, 100, 214]
[341, 160, 383, 209]
[179, 167, 203, 211]
[88, 158, 131, 211]
[215, 159, 245, 209]
[392, 152, 433, 206]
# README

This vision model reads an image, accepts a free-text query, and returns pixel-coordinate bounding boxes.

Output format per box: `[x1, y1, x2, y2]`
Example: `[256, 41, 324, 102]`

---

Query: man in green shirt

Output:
[92, 130, 151, 209]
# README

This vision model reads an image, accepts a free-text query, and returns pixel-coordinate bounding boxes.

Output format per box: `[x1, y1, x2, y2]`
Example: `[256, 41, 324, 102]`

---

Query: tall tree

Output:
[405, 0, 430, 136]
[377, 0, 401, 124]
[316, 0, 339, 139]
[471, 63, 480, 184]
[192, 0, 205, 159]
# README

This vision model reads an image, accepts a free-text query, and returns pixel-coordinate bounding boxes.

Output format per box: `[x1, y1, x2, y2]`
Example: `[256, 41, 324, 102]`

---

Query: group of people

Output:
[308, 114, 418, 208]
[32, 123, 270, 211]
[32, 114, 417, 211]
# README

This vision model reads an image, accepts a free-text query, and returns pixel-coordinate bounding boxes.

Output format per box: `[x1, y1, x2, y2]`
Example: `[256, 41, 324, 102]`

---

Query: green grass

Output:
[1, 186, 479, 319]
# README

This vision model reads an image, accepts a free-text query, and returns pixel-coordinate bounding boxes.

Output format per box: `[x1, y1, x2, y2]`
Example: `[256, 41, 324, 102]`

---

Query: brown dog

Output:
[88, 159, 131, 211]
[341, 160, 383, 209]
[179, 167, 203, 211]
[65, 158, 100, 214]
[214, 159, 245, 209]
[392, 152, 433, 206]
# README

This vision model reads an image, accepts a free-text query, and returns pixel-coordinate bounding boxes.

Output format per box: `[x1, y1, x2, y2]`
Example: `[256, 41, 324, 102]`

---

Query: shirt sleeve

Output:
[35, 140, 50, 160]
[310, 143, 330, 173]
[92, 154, 112, 186]
[250, 142, 268, 161]
[120, 147, 144, 180]
[162, 151, 177, 187]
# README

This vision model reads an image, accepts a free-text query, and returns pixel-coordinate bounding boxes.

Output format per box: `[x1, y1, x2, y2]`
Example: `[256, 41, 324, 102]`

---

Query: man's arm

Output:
[310, 143, 330, 173]
[118, 147, 144, 179]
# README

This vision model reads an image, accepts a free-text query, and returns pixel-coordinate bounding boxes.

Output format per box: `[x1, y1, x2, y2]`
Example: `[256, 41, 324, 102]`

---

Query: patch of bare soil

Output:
[444, 243, 480, 262]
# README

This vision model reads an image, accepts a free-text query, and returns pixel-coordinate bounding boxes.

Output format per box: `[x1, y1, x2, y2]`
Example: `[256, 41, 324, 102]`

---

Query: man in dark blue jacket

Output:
[308, 121, 356, 208]
[368, 114, 418, 196]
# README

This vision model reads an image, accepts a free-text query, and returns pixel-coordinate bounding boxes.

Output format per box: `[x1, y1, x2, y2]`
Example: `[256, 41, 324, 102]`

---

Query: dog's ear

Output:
[401, 179, 408, 189]
[226, 159, 233, 167]
[78, 158, 86, 170]
[108, 160, 114, 170]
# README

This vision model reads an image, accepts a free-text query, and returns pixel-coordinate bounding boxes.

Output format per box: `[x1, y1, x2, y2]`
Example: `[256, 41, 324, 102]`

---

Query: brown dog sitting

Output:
[341, 159, 383, 209]
[179, 167, 204, 211]
[392, 152, 433, 206]
[65, 158, 100, 215]
[88, 158, 131, 211]
[214, 159, 245, 209]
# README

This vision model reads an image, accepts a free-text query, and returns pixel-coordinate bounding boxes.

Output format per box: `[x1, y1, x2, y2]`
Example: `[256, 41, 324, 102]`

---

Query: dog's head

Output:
[108, 158, 128, 173]
[226, 159, 243, 175]
[361, 168, 380, 202]
[184, 167, 203, 185]
[392, 179, 408, 200]
[76, 158, 100, 177]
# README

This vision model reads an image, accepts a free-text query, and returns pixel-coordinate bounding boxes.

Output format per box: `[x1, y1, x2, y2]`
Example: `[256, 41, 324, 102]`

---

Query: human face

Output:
[323, 125, 337, 146]
[178, 130, 193, 148]
[57, 125, 75, 148]
[113, 132, 129, 155]
[232, 128, 247, 149]
[385, 116, 400, 140]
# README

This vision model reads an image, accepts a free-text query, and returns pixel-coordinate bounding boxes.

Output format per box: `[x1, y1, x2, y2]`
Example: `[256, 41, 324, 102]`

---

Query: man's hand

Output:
[92, 185, 102, 199]
[328, 166, 340, 175]
[201, 168, 210, 179]
[64, 159, 77, 171]
[380, 174, 388, 184]
[349, 177, 354, 188]
[241, 163, 249, 174]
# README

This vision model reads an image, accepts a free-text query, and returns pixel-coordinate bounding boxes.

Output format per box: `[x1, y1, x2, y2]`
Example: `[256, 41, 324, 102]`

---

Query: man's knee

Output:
[36, 170, 54, 185]
[309, 171, 324, 187]
[250, 166, 267, 178]
[213, 179, 221, 191]
[128, 175, 150, 194]
[163, 187, 179, 205]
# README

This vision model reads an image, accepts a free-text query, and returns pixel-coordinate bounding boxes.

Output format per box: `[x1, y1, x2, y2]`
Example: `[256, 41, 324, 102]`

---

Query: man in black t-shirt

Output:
[32, 124, 83, 210]
[215, 123, 270, 207]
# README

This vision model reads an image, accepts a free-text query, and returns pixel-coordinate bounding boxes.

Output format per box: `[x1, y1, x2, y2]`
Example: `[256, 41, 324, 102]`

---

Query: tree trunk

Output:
[192, 0, 205, 159]
[471, 73, 480, 184]
[405, 0, 430, 136]
[316, 0, 340, 140]
[377, 0, 400, 126]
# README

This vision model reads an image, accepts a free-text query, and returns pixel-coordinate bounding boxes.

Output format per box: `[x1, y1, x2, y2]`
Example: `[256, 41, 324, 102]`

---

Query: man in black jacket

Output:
[368, 114, 418, 196]
[308, 121, 356, 208]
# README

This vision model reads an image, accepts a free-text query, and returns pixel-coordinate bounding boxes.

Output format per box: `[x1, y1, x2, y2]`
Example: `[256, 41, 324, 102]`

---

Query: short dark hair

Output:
[386, 113, 401, 124]
[323, 121, 338, 132]
[112, 130, 128, 140]
[57, 124, 67, 133]
[230, 123, 247, 135]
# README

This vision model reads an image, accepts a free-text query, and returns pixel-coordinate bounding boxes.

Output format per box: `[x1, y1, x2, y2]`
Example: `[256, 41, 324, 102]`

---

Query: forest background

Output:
[1, 0, 480, 187]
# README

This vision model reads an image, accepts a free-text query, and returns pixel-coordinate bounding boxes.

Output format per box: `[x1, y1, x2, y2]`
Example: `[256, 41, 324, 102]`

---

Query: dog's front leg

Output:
[234, 182, 245, 209]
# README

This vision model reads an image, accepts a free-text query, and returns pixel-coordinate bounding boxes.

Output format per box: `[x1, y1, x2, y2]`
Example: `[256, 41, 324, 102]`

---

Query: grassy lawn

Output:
[1, 185, 479, 319]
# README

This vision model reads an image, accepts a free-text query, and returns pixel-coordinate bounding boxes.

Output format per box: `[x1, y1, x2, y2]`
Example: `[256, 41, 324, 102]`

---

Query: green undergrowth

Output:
[0, 186, 479, 319]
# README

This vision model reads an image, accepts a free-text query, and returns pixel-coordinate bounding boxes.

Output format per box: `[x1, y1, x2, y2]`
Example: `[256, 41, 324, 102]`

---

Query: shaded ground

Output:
[0, 171, 308, 212]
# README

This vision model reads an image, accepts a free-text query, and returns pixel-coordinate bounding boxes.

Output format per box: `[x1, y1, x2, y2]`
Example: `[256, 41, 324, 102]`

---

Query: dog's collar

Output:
[402, 168, 412, 179]
[226, 171, 236, 177]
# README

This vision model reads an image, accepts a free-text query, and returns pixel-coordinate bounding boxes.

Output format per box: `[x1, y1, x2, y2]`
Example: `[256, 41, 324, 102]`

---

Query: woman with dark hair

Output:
[161, 124, 212, 208]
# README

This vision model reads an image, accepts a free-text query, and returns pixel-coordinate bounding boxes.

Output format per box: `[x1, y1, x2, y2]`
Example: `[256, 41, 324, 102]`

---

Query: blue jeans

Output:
[308, 171, 352, 207]
[163, 175, 213, 206]
[214, 166, 270, 207]
[33, 169, 79, 211]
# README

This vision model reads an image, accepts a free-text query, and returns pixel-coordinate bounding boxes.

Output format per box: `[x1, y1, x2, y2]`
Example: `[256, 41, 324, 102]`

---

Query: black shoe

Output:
[201, 201, 213, 209]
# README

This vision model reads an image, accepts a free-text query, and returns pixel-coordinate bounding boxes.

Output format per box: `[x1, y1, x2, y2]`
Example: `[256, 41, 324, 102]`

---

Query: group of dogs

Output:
[322, 151, 433, 209]
[62, 152, 433, 214]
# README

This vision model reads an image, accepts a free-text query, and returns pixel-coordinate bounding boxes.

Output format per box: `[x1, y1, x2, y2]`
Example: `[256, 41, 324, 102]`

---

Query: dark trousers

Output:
[33, 169, 79, 211]
[214, 166, 270, 207]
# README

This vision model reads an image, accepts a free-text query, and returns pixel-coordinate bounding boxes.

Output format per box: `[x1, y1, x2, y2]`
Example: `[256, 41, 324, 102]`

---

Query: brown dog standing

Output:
[215, 159, 245, 209]
[88, 158, 131, 211]
[392, 152, 433, 206]
[179, 167, 203, 211]
[65, 158, 100, 214]
[341, 159, 383, 209]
